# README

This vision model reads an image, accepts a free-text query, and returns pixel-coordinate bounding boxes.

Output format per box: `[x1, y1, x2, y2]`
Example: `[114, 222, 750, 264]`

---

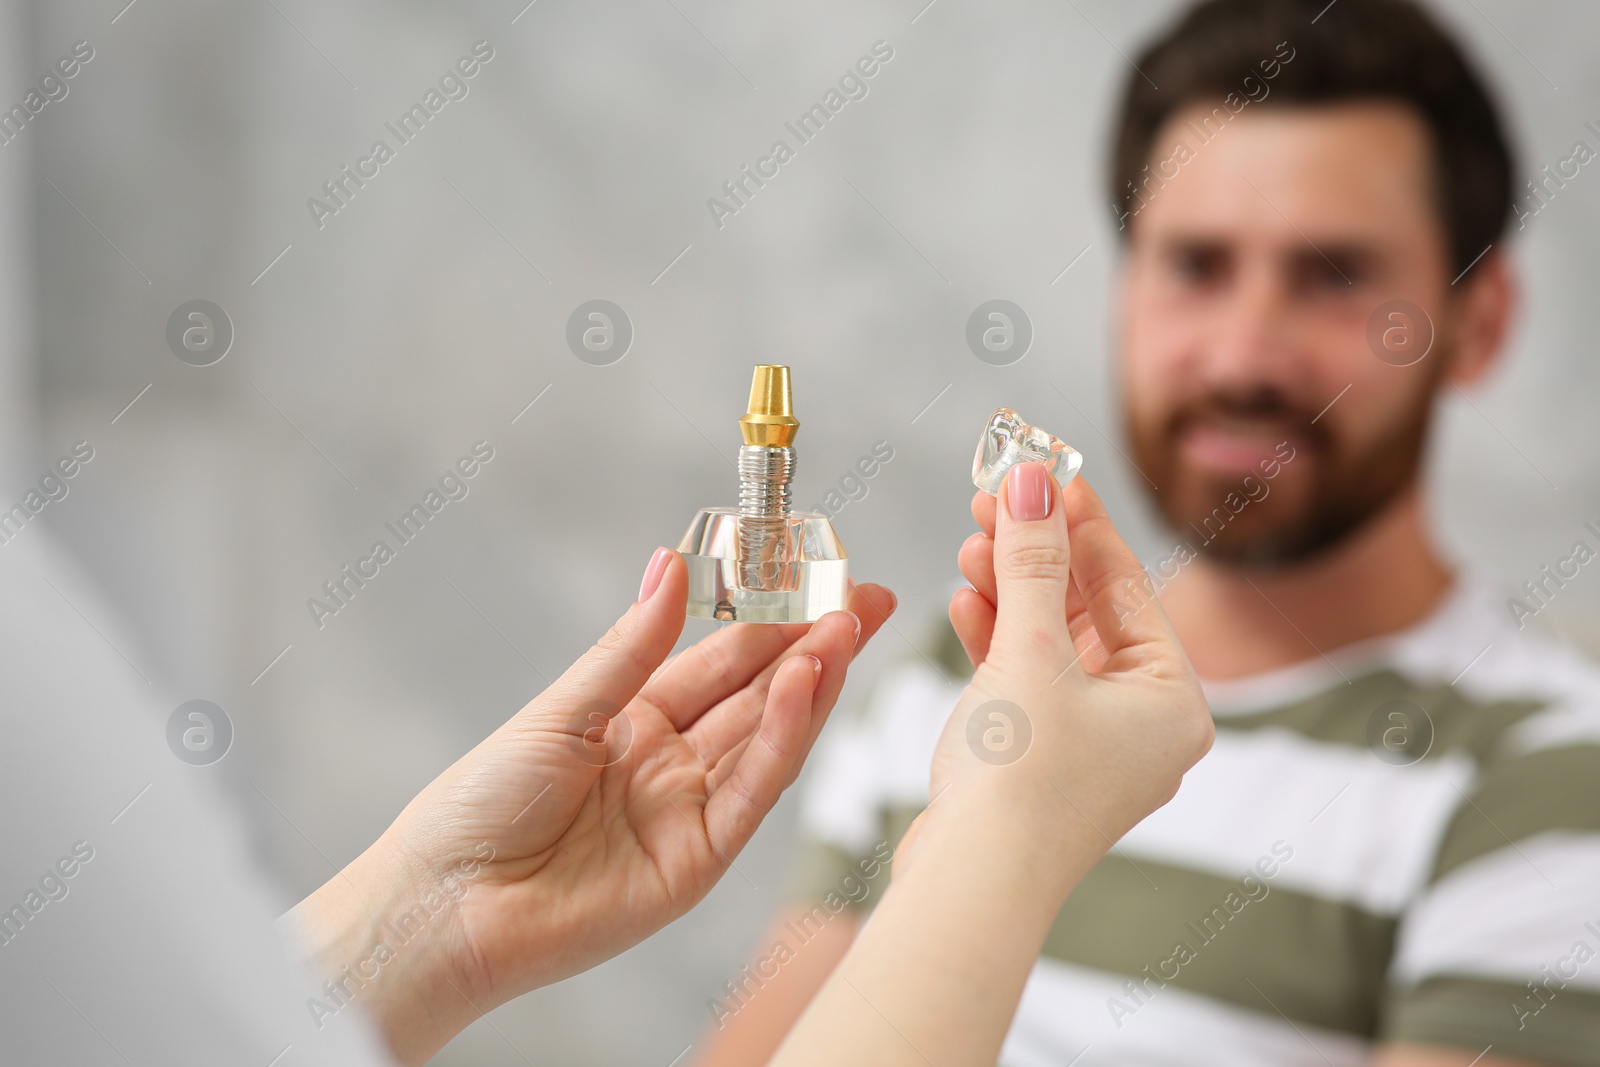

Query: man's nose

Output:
[1202, 266, 1296, 391]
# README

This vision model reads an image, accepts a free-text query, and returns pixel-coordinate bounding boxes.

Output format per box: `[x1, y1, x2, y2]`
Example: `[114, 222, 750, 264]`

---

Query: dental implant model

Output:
[677, 365, 848, 623]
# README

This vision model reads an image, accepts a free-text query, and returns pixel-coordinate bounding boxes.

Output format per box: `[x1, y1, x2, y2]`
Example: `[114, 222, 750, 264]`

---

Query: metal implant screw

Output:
[737, 443, 794, 590]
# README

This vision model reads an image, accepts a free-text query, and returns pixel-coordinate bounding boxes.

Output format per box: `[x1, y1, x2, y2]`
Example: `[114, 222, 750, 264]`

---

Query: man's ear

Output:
[1445, 247, 1516, 387]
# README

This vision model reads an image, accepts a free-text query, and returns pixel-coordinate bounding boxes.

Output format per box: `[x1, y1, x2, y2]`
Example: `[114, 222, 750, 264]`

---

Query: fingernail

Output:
[806, 654, 822, 679]
[847, 611, 862, 644]
[638, 547, 671, 603]
[1006, 462, 1051, 522]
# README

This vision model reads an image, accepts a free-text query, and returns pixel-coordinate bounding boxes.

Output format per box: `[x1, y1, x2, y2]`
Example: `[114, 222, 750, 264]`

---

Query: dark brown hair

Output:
[1109, 0, 1516, 280]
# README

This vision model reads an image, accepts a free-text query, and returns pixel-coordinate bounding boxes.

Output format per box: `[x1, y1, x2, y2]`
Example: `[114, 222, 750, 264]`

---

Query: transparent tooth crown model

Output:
[972, 406, 1083, 495]
[676, 365, 848, 623]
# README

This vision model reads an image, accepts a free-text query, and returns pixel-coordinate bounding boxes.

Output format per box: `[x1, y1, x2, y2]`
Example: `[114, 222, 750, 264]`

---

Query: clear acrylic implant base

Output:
[678, 507, 848, 623]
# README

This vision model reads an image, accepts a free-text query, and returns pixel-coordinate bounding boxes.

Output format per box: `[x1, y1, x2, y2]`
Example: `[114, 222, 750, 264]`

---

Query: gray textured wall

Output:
[10, 0, 1600, 1062]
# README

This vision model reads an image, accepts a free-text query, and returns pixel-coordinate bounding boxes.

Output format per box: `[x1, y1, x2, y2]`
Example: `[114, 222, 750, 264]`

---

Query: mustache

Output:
[1164, 386, 1331, 451]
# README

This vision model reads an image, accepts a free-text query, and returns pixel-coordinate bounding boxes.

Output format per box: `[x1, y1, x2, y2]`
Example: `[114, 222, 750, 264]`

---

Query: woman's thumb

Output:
[989, 463, 1074, 658]
[531, 547, 687, 730]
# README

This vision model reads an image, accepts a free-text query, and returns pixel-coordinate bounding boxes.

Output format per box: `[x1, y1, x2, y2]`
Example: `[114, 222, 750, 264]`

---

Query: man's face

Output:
[1119, 102, 1456, 565]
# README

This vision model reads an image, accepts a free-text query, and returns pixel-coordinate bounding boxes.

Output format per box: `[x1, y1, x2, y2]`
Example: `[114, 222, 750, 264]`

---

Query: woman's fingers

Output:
[704, 653, 821, 859]
[642, 582, 892, 732]
[971, 488, 997, 539]
[1062, 479, 1179, 658]
[689, 607, 863, 776]
[1062, 574, 1110, 676]
[963, 477, 1167, 675]
[643, 620, 810, 732]
[845, 579, 898, 650]
[949, 586, 997, 668]
[756, 582, 891, 788]
[683, 583, 891, 777]
[958, 532, 997, 606]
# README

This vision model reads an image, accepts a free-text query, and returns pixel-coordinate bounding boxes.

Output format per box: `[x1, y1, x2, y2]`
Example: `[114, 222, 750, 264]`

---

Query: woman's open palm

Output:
[333, 549, 895, 1059]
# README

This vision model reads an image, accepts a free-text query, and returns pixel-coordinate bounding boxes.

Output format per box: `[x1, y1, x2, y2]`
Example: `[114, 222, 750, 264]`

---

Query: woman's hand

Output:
[290, 548, 896, 1065]
[772, 465, 1209, 1067]
[926, 467, 1215, 859]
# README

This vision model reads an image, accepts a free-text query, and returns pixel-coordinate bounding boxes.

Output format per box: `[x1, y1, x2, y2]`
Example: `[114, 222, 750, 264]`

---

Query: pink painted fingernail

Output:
[638, 547, 671, 602]
[1006, 463, 1051, 522]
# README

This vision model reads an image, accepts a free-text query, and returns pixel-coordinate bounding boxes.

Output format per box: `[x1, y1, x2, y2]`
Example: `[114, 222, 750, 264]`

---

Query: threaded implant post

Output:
[738, 445, 794, 589]
[735, 366, 800, 592]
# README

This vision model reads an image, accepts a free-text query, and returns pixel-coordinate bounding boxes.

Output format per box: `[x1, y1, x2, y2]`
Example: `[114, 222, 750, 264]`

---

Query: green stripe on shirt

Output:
[1429, 743, 1600, 883]
[1384, 974, 1600, 1066]
[1213, 667, 1545, 763]
[1042, 853, 1396, 1036]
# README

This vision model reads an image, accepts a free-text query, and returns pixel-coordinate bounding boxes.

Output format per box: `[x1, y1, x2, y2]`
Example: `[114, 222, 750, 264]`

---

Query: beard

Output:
[1124, 366, 1441, 567]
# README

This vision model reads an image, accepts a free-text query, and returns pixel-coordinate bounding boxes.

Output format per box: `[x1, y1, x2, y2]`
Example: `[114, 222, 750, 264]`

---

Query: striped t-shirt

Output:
[794, 579, 1600, 1066]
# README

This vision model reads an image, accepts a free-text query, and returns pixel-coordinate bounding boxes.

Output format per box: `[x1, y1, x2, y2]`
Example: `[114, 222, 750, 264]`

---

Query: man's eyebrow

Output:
[1153, 234, 1231, 255]
[1285, 242, 1381, 276]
